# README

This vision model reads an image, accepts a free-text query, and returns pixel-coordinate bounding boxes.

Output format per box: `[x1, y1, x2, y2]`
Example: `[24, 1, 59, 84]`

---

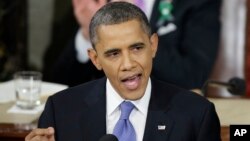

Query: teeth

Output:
[121, 74, 142, 90]
[123, 75, 138, 82]
[128, 75, 137, 80]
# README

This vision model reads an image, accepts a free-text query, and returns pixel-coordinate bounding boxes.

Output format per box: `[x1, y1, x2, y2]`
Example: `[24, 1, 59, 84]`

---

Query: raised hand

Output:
[25, 127, 55, 141]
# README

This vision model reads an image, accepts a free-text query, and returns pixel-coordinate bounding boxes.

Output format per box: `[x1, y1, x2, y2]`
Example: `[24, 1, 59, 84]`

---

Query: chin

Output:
[124, 92, 144, 101]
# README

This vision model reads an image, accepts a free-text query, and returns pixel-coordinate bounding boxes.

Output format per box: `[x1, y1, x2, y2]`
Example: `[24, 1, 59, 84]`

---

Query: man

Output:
[26, 2, 221, 141]
[45, 0, 221, 89]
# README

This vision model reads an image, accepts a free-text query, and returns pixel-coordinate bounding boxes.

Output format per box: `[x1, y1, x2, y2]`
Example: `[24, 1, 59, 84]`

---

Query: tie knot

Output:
[120, 101, 134, 120]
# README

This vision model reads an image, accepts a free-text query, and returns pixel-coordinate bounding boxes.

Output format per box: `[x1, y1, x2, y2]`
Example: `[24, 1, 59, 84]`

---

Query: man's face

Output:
[88, 20, 158, 100]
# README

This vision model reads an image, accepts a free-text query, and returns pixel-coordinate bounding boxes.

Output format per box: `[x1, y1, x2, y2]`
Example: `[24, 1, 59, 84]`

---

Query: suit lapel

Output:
[79, 78, 107, 141]
[143, 78, 176, 141]
[143, 110, 174, 141]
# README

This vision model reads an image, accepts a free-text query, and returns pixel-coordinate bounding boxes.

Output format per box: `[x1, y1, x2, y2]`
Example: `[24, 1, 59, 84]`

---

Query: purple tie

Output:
[134, 0, 145, 12]
[113, 101, 136, 141]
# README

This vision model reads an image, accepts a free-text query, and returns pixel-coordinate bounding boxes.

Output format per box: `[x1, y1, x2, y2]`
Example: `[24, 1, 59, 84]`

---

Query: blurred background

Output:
[0, 0, 250, 97]
[0, 0, 76, 80]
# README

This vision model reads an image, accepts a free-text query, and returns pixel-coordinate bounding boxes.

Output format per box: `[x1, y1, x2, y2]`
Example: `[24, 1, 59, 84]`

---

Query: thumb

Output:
[47, 127, 55, 141]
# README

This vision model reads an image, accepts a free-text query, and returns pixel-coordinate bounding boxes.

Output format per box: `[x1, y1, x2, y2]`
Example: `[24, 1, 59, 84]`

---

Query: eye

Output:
[134, 46, 143, 50]
[131, 45, 144, 52]
[105, 51, 120, 58]
[130, 42, 145, 52]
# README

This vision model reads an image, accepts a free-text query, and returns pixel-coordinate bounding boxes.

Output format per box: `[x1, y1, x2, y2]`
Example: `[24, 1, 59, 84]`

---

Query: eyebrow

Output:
[104, 48, 121, 55]
[103, 42, 145, 55]
[129, 42, 145, 48]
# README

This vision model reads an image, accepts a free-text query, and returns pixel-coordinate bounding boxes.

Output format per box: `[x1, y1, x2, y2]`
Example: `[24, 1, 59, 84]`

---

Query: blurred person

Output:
[42, 0, 107, 86]
[44, 0, 221, 89]
[25, 2, 221, 141]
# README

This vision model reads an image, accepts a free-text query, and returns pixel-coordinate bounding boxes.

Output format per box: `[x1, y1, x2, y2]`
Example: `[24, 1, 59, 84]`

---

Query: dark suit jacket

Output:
[50, 39, 104, 86]
[38, 77, 221, 141]
[45, 0, 221, 89]
[150, 0, 221, 89]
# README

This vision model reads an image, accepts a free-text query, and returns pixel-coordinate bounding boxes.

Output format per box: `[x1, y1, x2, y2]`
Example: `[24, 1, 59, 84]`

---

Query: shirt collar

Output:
[106, 78, 151, 116]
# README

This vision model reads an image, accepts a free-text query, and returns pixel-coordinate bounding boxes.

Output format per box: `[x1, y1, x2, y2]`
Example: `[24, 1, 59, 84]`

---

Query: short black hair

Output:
[89, 1, 151, 48]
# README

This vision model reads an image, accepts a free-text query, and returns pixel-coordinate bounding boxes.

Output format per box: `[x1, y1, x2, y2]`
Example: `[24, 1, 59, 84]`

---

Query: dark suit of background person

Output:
[38, 77, 221, 141]
[43, 0, 221, 88]
[151, 0, 221, 89]
[48, 39, 104, 86]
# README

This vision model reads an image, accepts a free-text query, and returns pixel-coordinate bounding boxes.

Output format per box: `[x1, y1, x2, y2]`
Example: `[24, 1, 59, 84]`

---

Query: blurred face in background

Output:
[88, 19, 158, 100]
[72, 0, 107, 39]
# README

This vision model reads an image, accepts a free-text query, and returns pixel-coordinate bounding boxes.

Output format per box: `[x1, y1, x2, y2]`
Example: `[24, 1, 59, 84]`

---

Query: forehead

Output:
[98, 19, 143, 35]
[95, 20, 148, 47]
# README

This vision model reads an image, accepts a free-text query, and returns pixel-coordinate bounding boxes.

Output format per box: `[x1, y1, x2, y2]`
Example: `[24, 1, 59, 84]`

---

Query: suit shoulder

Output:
[152, 78, 212, 109]
[49, 77, 106, 104]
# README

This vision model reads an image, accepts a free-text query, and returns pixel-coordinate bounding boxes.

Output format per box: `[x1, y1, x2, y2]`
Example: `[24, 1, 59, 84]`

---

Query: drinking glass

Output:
[14, 71, 42, 109]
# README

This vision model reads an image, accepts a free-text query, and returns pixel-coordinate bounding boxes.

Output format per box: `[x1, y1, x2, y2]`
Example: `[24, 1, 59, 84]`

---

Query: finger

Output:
[47, 127, 55, 135]
[25, 127, 54, 141]
[27, 135, 55, 141]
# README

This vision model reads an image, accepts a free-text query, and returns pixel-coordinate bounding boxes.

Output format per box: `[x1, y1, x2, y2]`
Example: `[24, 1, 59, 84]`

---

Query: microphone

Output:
[99, 134, 118, 141]
[202, 77, 246, 96]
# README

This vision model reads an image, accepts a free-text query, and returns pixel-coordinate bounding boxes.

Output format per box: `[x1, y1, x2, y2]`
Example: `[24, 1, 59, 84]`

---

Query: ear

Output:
[88, 48, 103, 70]
[150, 33, 158, 58]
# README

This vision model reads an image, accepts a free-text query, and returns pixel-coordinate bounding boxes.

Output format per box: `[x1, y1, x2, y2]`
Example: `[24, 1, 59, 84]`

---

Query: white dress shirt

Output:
[106, 78, 151, 141]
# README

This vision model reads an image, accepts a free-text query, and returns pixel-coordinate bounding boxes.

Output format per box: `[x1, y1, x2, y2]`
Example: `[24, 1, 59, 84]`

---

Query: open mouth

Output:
[121, 74, 142, 90]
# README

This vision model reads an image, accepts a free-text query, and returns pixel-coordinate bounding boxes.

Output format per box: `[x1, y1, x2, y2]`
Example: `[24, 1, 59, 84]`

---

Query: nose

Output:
[121, 53, 135, 71]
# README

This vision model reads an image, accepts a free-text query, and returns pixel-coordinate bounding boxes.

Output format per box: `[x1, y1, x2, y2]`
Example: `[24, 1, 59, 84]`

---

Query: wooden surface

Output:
[221, 126, 230, 141]
[0, 123, 33, 141]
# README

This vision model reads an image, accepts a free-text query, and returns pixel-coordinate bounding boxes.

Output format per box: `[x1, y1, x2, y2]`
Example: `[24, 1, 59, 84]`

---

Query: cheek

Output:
[136, 55, 152, 66]
[140, 53, 153, 72]
[143, 59, 152, 70]
[101, 62, 119, 76]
